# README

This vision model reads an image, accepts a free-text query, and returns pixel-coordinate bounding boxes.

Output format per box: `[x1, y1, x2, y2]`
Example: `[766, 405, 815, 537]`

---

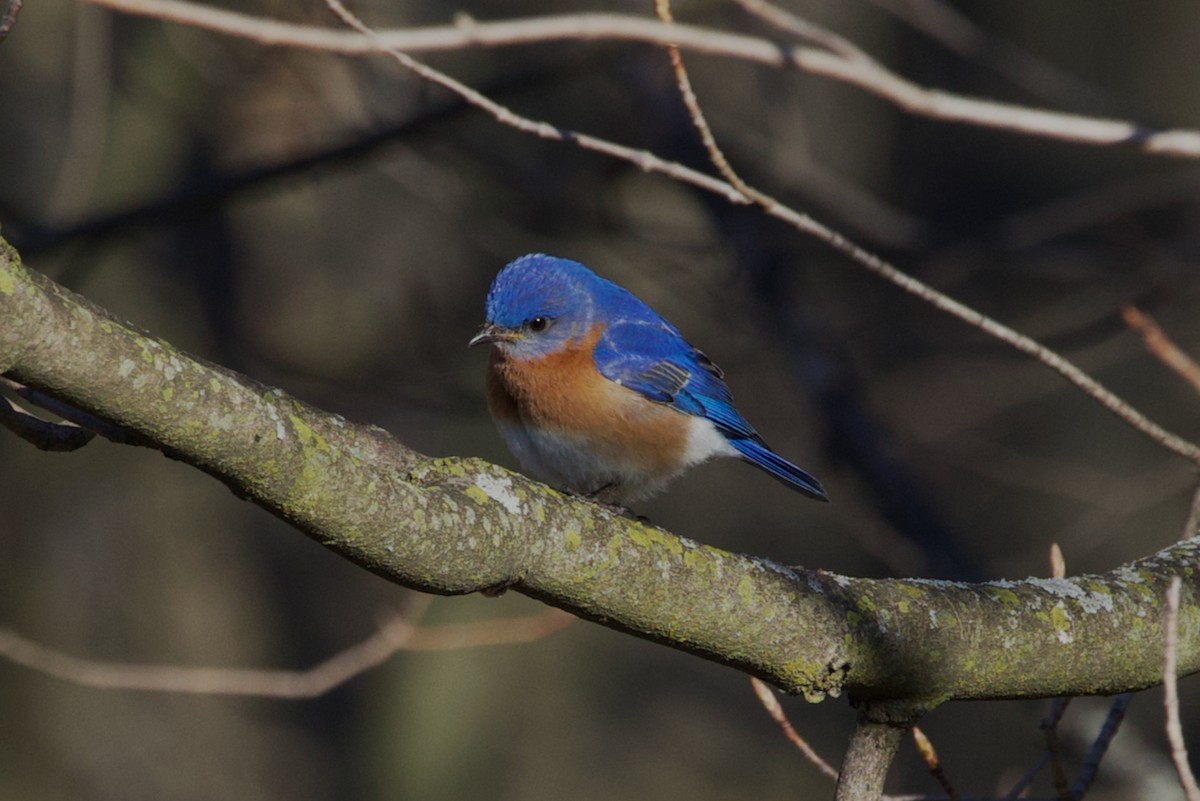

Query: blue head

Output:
[469, 254, 624, 359]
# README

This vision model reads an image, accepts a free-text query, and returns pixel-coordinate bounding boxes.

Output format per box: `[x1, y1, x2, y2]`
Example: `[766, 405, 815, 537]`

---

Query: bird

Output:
[468, 254, 828, 505]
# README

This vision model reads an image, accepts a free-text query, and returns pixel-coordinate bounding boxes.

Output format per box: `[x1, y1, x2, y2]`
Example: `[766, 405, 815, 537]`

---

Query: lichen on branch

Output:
[0, 237, 1196, 707]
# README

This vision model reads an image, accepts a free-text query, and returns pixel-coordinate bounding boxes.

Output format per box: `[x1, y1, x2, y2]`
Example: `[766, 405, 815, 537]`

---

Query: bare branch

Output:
[1000, 169, 1200, 249]
[1041, 698, 1072, 801]
[0, 393, 95, 451]
[75, 0, 1200, 469]
[318, 0, 743, 204]
[45, 3, 113, 222]
[1, 376, 143, 445]
[0, 0, 22, 42]
[761, 206, 1200, 465]
[654, 0, 753, 202]
[81, 0, 1200, 158]
[1068, 693, 1132, 800]
[650, 0, 1200, 470]
[864, 0, 1107, 108]
[912, 726, 959, 801]
[1184, 483, 1200, 543]
[3, 176, 1200, 708]
[1164, 576, 1200, 801]
[0, 606, 573, 697]
[1002, 749, 1052, 801]
[1123, 306, 1200, 396]
[836, 720, 906, 801]
[750, 677, 840, 781]
[1040, 551, 1076, 801]
[732, 0, 864, 62]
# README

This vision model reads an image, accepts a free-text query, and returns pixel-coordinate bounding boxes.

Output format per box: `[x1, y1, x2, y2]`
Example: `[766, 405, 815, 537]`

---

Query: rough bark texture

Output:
[1, 237, 1198, 707]
[834, 720, 906, 801]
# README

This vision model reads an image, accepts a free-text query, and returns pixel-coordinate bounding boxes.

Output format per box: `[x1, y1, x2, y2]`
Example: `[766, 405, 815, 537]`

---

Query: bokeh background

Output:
[2, 0, 1199, 798]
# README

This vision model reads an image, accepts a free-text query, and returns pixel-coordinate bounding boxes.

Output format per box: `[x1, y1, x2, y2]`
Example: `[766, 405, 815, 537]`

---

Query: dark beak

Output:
[468, 324, 513, 347]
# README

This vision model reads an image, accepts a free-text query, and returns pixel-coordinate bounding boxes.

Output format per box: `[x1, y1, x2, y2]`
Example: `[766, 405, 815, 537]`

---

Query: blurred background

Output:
[2, 0, 1199, 798]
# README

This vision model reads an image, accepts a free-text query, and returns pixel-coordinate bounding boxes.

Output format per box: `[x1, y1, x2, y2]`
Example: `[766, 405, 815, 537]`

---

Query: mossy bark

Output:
[1, 237, 1197, 707]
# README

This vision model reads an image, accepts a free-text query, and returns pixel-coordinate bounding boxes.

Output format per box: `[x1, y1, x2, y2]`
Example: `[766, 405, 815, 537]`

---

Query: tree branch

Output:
[1, 238, 1198, 706]
[835, 719, 906, 801]
[751, 676, 841, 781]
[83, 0, 1200, 158]
[1164, 576, 1200, 801]
[0, 0, 22, 43]
[0, 391, 95, 451]
[0, 605, 573, 697]
[70, 0, 1200, 470]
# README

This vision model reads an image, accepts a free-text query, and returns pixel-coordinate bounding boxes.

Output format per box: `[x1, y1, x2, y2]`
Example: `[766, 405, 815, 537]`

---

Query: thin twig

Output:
[311, 0, 741, 206]
[1184, 483, 1200, 543]
[0, 394, 96, 451]
[1040, 698, 1072, 801]
[46, 3, 114, 222]
[0, 0, 22, 42]
[731, 0, 865, 62]
[0, 606, 573, 697]
[80, 0, 1200, 158]
[1122, 306, 1200, 396]
[912, 726, 960, 801]
[22, 97, 504, 257]
[652, 0, 1200, 468]
[758, 205, 1200, 465]
[1068, 693, 1132, 800]
[653, 0, 752, 202]
[1002, 749, 1051, 801]
[1, 377, 143, 445]
[750, 677, 840, 781]
[325, 0, 745, 203]
[863, 0, 1107, 108]
[1164, 576, 1200, 801]
[85, 0, 1200, 468]
[999, 169, 1200, 249]
[400, 608, 574, 650]
[653, 0, 789, 213]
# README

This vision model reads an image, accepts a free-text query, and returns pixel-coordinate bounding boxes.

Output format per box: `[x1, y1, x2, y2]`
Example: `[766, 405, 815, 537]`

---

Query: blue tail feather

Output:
[728, 438, 828, 502]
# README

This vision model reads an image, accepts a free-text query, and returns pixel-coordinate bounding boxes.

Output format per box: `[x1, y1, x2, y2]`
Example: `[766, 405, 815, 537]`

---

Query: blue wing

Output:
[593, 319, 752, 435]
[593, 318, 828, 501]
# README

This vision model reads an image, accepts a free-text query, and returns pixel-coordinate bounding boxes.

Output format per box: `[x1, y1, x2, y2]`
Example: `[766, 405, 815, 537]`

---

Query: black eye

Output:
[528, 316, 550, 333]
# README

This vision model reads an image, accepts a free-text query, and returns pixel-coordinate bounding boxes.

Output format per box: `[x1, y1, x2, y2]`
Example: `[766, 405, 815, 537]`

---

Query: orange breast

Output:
[485, 325, 690, 473]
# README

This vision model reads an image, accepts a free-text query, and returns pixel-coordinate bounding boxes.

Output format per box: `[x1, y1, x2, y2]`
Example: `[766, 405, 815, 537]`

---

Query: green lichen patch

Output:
[682, 548, 715, 573]
[564, 527, 582, 551]
[289, 414, 329, 452]
[737, 574, 755, 606]
[1050, 604, 1071, 630]
[464, 485, 490, 506]
[993, 588, 1021, 607]
[779, 655, 848, 703]
[627, 524, 684, 555]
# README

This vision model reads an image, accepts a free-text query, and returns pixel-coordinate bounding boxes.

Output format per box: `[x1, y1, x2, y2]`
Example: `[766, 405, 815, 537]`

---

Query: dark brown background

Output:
[1, 1, 1198, 798]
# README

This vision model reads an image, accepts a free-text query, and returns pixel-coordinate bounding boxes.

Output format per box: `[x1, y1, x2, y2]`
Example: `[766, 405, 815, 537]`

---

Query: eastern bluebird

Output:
[468, 254, 828, 505]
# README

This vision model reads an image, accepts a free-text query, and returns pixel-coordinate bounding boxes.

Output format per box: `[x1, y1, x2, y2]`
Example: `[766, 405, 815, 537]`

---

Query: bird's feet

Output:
[556, 483, 649, 523]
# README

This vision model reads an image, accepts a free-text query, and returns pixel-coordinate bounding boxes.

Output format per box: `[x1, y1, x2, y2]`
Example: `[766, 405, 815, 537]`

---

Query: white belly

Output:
[496, 415, 737, 503]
